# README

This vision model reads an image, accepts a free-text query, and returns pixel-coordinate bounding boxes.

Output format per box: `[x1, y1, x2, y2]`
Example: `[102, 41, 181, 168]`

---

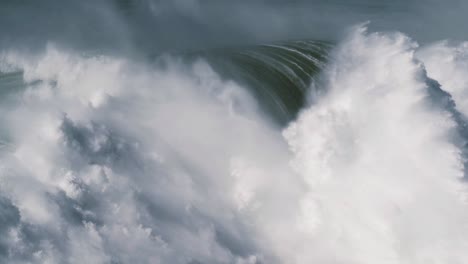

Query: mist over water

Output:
[2, 1, 468, 264]
[1, 0, 467, 53]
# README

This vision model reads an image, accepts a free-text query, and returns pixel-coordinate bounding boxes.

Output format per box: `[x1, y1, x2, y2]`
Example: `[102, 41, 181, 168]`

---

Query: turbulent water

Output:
[2, 1, 468, 264]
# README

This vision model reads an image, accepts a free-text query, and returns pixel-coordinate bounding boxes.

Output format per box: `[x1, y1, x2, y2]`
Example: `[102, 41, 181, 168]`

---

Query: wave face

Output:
[2, 4, 468, 263]
[202, 41, 331, 124]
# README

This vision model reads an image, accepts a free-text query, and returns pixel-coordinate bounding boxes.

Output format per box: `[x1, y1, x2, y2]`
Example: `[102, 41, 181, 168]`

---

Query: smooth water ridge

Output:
[1, 1, 468, 263]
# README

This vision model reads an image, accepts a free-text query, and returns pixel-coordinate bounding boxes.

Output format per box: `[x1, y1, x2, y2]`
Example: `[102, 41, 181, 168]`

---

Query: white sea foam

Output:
[0, 46, 292, 263]
[280, 26, 468, 263]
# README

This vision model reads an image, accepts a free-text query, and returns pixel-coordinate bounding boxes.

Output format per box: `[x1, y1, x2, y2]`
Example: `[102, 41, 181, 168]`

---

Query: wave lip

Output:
[203, 40, 331, 124]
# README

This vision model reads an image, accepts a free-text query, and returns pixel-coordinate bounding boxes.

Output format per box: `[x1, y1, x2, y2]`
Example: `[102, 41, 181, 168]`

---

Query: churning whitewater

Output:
[0, 24, 467, 263]
[2, 3, 468, 261]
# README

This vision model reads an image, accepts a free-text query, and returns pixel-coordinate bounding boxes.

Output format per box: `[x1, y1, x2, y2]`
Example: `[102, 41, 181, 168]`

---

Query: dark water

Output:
[203, 41, 331, 124]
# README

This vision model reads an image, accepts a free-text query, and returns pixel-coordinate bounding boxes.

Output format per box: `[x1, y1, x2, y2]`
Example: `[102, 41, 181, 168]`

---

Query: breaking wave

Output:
[1, 23, 468, 263]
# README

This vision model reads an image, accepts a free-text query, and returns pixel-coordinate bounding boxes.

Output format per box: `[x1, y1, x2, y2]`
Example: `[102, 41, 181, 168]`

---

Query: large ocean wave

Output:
[2, 1, 468, 263]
